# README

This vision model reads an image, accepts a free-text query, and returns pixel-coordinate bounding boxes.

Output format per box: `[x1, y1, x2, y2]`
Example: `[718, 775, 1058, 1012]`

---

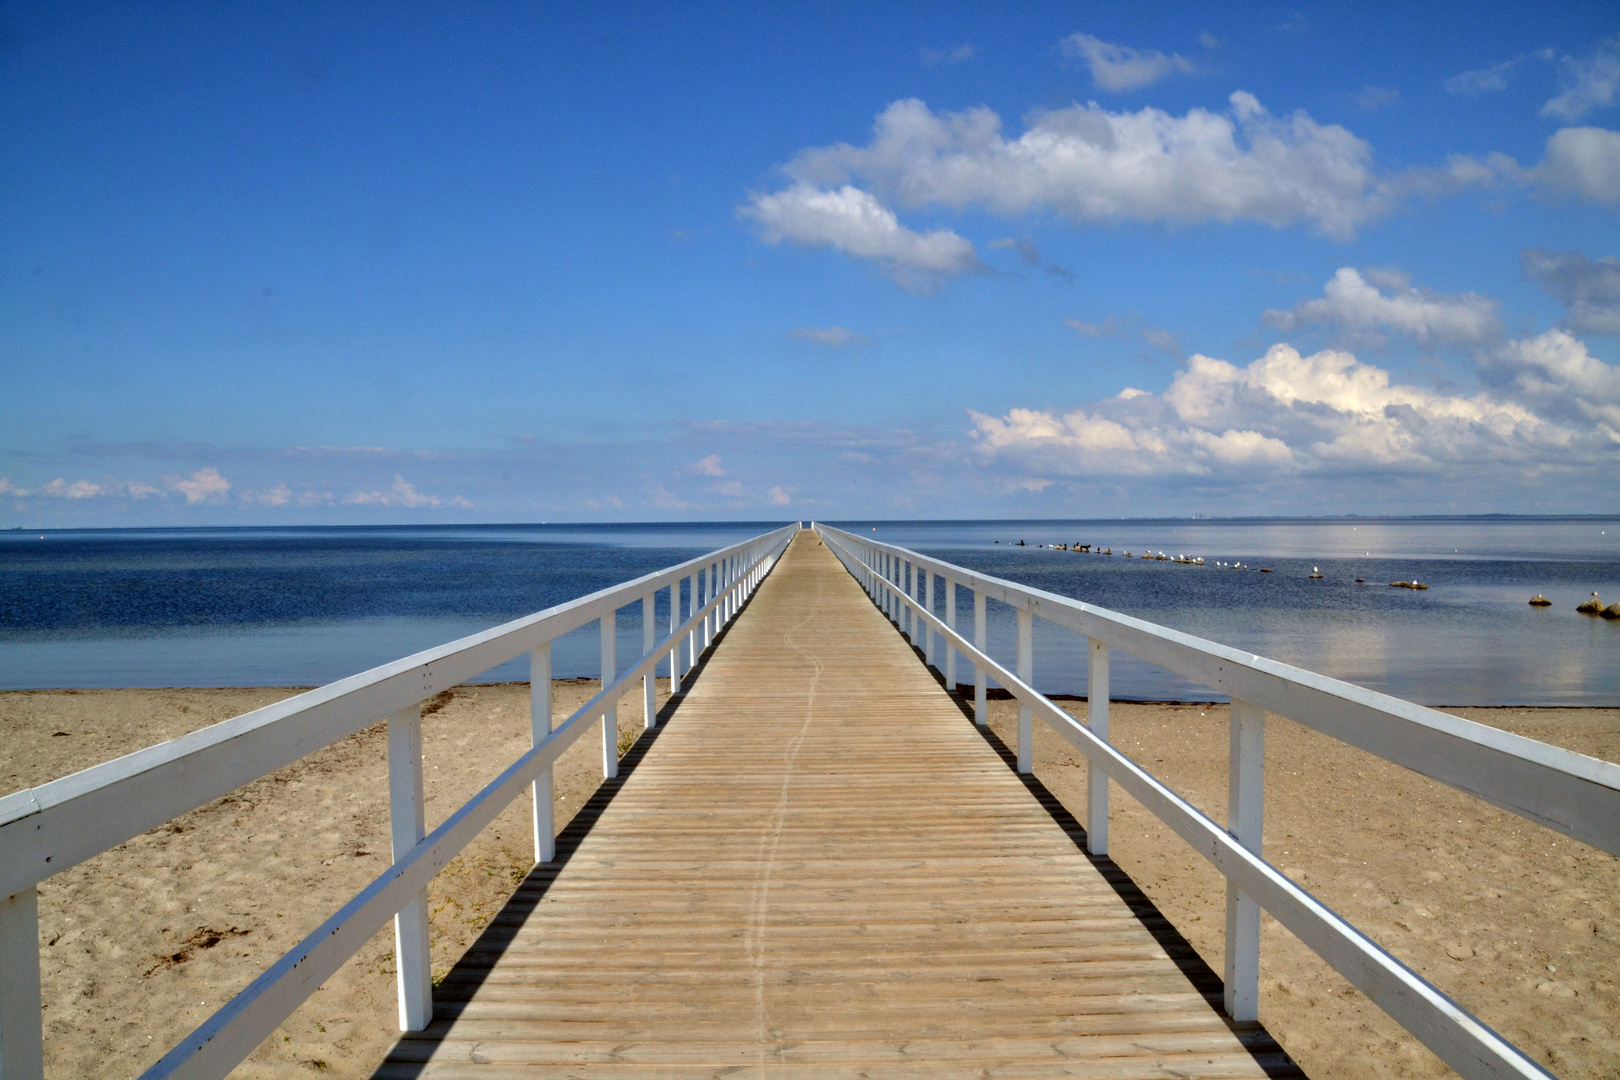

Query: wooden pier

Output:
[376, 533, 1297, 1078]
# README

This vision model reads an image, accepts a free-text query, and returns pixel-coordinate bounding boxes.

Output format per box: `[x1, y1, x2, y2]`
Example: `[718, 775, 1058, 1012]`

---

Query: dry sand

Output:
[975, 694, 1618, 1080]
[2, 685, 1616, 1079]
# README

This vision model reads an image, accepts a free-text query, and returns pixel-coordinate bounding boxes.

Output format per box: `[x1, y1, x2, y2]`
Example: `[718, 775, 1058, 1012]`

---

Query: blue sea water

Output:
[0, 518, 1616, 706]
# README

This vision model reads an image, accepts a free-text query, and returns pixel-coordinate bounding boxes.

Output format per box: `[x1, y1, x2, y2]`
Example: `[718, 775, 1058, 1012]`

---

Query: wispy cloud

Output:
[1446, 55, 1532, 96]
[241, 483, 293, 507]
[341, 474, 469, 509]
[989, 238, 1076, 283]
[687, 454, 726, 476]
[1059, 32, 1195, 92]
[920, 43, 975, 67]
[791, 326, 870, 347]
[43, 478, 103, 499]
[1352, 85, 1401, 111]
[1543, 37, 1620, 122]
[1066, 315, 1181, 357]
[1521, 248, 1620, 334]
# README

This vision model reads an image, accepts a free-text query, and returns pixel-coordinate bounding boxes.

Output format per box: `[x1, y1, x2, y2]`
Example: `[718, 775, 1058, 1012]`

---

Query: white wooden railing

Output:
[813, 522, 1619, 1080]
[0, 524, 797, 1080]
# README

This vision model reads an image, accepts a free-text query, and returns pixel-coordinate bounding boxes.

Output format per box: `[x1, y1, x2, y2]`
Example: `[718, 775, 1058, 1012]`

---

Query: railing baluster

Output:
[885, 553, 892, 621]
[944, 577, 957, 691]
[1225, 698, 1266, 1022]
[530, 645, 554, 864]
[670, 578, 683, 694]
[1087, 639, 1110, 855]
[1016, 606, 1033, 773]
[923, 567, 935, 669]
[687, 574, 699, 672]
[601, 610, 619, 779]
[973, 590, 987, 726]
[387, 704, 432, 1031]
[642, 589, 657, 730]
[903, 559, 913, 640]
[701, 567, 712, 650]
[0, 885, 44, 1080]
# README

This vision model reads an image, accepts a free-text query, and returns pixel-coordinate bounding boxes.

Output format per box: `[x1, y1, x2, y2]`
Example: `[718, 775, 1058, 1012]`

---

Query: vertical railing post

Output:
[1016, 606, 1033, 774]
[884, 552, 892, 621]
[701, 567, 712, 650]
[894, 557, 907, 625]
[387, 704, 432, 1032]
[601, 609, 619, 779]
[642, 589, 657, 730]
[687, 575, 699, 672]
[1225, 698, 1266, 1022]
[670, 578, 683, 694]
[0, 886, 44, 1080]
[530, 644, 554, 864]
[1087, 639, 1110, 855]
[944, 577, 957, 691]
[902, 559, 912, 640]
[973, 590, 987, 725]
[923, 566, 936, 669]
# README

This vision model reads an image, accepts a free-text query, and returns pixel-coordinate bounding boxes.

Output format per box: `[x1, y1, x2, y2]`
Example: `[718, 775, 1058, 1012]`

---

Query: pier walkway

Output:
[376, 533, 1295, 1078]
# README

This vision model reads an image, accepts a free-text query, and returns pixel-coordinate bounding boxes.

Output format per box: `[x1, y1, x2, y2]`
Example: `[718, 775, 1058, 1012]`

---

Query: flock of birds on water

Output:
[989, 539, 1620, 618]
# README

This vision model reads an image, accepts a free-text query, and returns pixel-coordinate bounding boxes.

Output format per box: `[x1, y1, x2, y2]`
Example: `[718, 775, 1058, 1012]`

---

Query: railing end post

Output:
[0, 885, 45, 1080]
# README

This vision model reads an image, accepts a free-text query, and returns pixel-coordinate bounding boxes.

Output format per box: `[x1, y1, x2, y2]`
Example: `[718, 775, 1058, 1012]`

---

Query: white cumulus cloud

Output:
[740, 183, 981, 292]
[1264, 267, 1501, 346]
[169, 467, 231, 504]
[778, 93, 1388, 240]
[1478, 329, 1620, 429]
[1534, 126, 1620, 205]
[1060, 32, 1195, 92]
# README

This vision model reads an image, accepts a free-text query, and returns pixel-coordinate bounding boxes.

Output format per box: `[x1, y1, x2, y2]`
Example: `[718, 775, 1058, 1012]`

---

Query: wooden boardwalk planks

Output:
[374, 532, 1300, 1079]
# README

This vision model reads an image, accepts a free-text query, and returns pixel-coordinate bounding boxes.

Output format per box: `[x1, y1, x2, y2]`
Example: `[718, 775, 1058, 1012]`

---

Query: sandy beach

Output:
[2, 684, 1615, 1079]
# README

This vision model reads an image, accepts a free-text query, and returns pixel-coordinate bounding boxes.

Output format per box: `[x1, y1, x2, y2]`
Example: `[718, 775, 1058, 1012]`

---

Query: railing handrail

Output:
[0, 524, 797, 899]
[812, 522, 1588, 1080]
[812, 524, 1620, 856]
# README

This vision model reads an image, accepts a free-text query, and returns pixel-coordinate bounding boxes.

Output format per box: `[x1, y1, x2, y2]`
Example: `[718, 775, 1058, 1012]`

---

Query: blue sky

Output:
[3, 1, 1618, 524]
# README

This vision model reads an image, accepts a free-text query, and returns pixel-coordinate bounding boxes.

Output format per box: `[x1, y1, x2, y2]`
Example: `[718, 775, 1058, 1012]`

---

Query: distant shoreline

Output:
[5, 511, 1620, 534]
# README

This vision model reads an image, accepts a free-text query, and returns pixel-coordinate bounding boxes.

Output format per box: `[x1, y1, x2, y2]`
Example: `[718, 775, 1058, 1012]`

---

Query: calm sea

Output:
[1, 518, 1616, 706]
